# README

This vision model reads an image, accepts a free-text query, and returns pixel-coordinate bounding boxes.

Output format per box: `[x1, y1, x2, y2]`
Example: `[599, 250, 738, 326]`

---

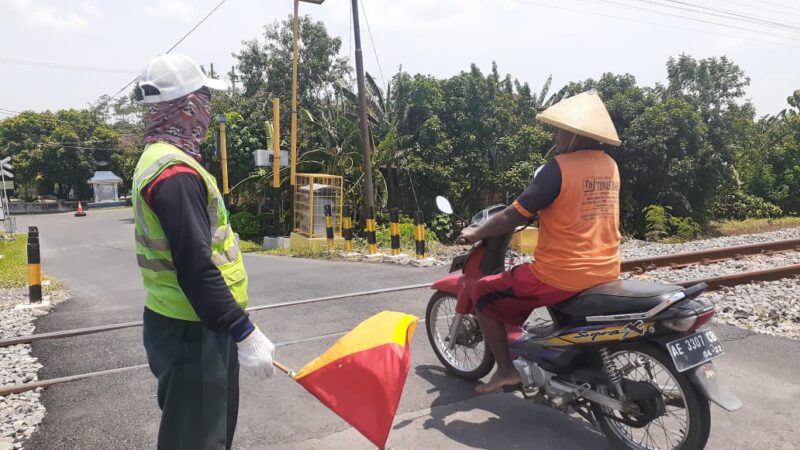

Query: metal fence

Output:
[293, 174, 343, 238]
[294, 173, 344, 238]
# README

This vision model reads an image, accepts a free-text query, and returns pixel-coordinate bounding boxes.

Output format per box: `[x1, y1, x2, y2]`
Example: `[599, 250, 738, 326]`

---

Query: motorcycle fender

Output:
[687, 362, 742, 412]
[431, 273, 461, 295]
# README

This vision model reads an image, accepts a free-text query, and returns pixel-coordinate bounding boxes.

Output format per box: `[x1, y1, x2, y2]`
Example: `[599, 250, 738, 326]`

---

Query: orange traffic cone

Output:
[75, 202, 87, 217]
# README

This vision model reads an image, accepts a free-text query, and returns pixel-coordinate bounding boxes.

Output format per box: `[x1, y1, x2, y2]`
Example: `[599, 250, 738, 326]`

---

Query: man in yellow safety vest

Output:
[133, 53, 275, 449]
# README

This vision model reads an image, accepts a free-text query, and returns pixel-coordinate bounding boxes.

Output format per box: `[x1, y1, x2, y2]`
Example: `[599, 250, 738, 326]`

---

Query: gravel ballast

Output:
[0, 288, 69, 450]
[618, 229, 800, 340]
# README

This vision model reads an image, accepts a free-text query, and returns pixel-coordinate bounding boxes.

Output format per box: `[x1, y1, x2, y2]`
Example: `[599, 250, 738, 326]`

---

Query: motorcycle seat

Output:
[553, 279, 684, 318]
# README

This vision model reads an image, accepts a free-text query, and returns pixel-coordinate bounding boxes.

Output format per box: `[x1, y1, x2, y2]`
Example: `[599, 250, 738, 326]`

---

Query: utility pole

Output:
[217, 114, 230, 195]
[290, 0, 300, 186]
[351, 0, 375, 211]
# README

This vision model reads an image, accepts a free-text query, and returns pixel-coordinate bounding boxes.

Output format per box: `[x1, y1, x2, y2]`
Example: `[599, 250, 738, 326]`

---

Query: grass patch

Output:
[707, 217, 800, 237]
[260, 247, 343, 260]
[239, 240, 263, 253]
[0, 234, 62, 291]
[257, 237, 442, 260]
[0, 234, 27, 288]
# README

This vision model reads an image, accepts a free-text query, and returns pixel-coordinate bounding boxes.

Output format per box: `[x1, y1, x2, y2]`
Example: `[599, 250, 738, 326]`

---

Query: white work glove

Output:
[236, 326, 275, 379]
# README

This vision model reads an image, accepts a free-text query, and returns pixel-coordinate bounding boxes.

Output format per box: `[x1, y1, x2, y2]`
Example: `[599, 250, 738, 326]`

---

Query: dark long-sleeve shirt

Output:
[146, 166, 254, 341]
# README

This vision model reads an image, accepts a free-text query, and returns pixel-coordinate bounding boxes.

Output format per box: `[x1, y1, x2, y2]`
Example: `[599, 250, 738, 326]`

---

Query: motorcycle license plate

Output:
[667, 329, 724, 372]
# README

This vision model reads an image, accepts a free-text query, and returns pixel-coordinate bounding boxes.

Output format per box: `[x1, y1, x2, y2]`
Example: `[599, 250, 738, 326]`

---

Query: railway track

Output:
[1, 238, 799, 396]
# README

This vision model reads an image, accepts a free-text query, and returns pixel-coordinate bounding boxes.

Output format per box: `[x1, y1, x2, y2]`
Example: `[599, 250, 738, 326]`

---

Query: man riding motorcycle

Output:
[459, 90, 623, 394]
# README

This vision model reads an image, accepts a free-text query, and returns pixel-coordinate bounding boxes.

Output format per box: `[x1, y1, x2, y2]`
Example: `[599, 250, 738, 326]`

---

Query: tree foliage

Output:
[0, 15, 797, 242]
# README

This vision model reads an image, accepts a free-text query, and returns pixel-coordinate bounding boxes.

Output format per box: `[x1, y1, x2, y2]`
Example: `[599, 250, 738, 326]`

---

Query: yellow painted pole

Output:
[343, 207, 353, 253]
[414, 211, 426, 260]
[290, 0, 300, 186]
[365, 206, 377, 255]
[27, 227, 42, 303]
[389, 208, 400, 256]
[308, 176, 315, 237]
[219, 120, 229, 195]
[273, 98, 281, 189]
[324, 205, 334, 250]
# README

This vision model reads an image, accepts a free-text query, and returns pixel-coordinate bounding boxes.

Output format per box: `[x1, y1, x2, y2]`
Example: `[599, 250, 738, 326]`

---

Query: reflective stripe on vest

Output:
[132, 142, 248, 322]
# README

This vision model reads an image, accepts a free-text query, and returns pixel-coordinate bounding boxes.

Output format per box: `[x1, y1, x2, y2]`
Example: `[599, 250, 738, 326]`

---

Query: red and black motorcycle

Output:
[425, 197, 741, 450]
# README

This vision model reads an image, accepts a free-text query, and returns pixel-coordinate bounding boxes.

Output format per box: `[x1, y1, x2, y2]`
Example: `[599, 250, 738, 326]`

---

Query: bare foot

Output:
[475, 369, 521, 394]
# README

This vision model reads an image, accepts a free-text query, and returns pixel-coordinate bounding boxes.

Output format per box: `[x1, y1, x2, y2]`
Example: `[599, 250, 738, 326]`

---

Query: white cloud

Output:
[145, 0, 195, 22]
[79, 2, 105, 21]
[5, 0, 92, 31]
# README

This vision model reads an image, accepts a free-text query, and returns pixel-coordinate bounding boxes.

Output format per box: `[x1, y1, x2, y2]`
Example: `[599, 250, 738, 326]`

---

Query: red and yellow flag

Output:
[293, 311, 418, 449]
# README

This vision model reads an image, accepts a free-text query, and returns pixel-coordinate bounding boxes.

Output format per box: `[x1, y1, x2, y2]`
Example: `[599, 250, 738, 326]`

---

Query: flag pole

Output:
[273, 360, 296, 378]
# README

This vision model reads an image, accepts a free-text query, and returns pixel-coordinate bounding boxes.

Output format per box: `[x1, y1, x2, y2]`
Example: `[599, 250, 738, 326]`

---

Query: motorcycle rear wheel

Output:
[591, 343, 711, 450]
[425, 291, 495, 380]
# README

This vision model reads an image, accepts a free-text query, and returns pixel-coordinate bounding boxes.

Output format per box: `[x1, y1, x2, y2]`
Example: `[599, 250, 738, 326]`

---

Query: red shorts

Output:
[472, 264, 577, 326]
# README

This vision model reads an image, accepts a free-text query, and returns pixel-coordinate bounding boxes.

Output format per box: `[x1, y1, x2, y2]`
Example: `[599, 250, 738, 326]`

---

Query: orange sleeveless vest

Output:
[530, 150, 621, 291]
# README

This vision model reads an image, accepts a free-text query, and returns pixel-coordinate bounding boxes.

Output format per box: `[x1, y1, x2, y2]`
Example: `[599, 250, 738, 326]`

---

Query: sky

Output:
[1, 0, 799, 118]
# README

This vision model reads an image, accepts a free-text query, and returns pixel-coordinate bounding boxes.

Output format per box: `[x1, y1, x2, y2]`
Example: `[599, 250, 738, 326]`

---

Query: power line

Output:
[164, 0, 231, 54]
[575, 0, 800, 42]
[101, 0, 231, 105]
[358, 0, 386, 88]
[510, 0, 800, 48]
[703, 0, 800, 20]
[0, 58, 138, 74]
[628, 0, 800, 35]
[730, 0, 800, 14]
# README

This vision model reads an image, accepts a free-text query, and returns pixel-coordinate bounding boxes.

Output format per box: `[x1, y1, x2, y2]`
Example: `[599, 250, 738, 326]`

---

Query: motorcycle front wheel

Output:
[591, 343, 711, 450]
[425, 291, 494, 380]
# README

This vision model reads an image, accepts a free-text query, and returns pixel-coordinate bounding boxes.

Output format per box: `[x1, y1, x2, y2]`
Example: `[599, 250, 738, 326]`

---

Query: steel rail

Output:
[3, 264, 799, 395]
[676, 263, 800, 290]
[0, 322, 430, 396]
[0, 282, 434, 347]
[1, 239, 797, 348]
[621, 238, 800, 273]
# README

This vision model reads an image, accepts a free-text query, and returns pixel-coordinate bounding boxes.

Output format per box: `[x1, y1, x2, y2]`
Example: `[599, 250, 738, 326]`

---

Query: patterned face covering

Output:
[144, 88, 211, 161]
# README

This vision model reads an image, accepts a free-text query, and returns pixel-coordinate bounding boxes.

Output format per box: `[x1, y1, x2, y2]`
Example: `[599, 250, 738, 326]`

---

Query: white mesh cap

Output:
[139, 53, 228, 104]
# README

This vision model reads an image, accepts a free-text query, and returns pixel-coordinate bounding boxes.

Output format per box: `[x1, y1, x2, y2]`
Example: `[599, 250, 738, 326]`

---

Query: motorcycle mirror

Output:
[435, 196, 454, 215]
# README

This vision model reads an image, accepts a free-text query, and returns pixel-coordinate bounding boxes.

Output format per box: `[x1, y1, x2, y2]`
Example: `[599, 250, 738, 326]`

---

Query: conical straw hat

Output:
[536, 90, 621, 146]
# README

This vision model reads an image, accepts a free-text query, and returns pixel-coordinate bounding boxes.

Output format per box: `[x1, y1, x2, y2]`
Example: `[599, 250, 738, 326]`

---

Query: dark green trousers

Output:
[143, 307, 240, 450]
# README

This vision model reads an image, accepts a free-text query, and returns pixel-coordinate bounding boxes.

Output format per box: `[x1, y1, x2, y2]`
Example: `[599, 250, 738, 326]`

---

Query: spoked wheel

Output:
[425, 291, 494, 380]
[592, 344, 711, 450]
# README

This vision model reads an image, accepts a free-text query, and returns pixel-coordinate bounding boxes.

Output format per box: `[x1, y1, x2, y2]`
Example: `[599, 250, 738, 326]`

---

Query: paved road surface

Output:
[12, 209, 800, 449]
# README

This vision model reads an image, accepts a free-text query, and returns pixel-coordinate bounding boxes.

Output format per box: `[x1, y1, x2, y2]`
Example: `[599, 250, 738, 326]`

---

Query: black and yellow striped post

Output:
[414, 211, 426, 260]
[27, 226, 42, 303]
[324, 204, 335, 251]
[365, 206, 377, 255]
[342, 205, 354, 253]
[389, 208, 401, 256]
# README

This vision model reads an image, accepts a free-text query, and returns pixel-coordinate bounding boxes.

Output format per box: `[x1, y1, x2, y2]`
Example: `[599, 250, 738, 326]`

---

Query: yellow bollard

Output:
[324, 205, 335, 251]
[365, 206, 377, 255]
[27, 226, 42, 303]
[414, 211, 426, 260]
[389, 208, 401, 256]
[343, 206, 354, 253]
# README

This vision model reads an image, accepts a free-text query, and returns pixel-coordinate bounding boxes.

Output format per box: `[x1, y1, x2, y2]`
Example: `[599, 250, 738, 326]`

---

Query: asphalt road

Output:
[12, 209, 800, 449]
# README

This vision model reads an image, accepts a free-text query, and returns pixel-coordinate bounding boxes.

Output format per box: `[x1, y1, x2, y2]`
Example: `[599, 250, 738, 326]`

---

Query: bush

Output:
[669, 216, 702, 240]
[642, 204, 702, 241]
[713, 191, 783, 221]
[642, 205, 670, 241]
[375, 216, 439, 250]
[230, 211, 261, 242]
[428, 214, 454, 243]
